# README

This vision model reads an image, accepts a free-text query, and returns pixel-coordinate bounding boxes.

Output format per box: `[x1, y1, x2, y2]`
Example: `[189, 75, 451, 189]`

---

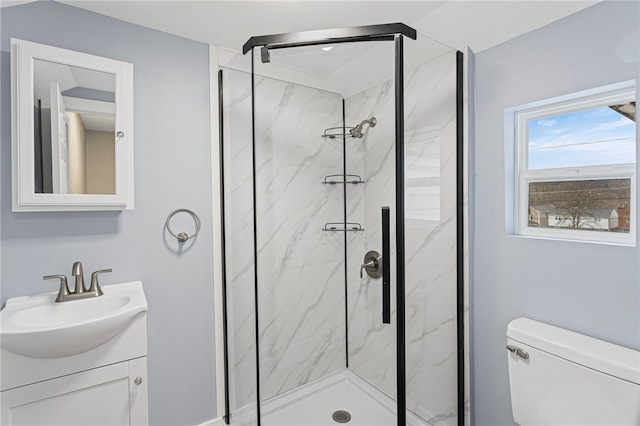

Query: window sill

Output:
[513, 228, 636, 247]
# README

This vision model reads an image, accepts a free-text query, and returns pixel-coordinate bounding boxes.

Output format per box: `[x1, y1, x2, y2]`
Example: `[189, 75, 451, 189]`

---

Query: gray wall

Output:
[473, 1, 639, 425]
[0, 2, 216, 425]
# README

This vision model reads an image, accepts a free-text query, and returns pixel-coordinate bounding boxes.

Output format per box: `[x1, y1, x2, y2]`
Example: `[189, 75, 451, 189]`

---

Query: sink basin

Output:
[0, 281, 147, 358]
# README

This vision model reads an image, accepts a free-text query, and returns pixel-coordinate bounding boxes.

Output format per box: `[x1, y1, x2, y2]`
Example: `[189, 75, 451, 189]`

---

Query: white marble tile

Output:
[345, 76, 398, 400]
[224, 69, 347, 408]
[252, 78, 345, 400]
[345, 51, 460, 424]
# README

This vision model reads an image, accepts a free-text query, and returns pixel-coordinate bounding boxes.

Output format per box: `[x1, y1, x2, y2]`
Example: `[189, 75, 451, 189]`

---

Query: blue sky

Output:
[528, 105, 636, 170]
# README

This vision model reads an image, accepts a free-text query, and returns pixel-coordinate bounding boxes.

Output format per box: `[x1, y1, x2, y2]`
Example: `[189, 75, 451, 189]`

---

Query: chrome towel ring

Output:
[166, 209, 201, 242]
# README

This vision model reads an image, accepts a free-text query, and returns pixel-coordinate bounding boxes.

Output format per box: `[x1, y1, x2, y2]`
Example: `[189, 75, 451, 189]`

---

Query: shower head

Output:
[349, 117, 377, 138]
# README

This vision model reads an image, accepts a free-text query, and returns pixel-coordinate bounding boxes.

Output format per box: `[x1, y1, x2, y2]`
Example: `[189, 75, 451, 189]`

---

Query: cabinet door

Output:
[1, 359, 147, 426]
[129, 357, 149, 425]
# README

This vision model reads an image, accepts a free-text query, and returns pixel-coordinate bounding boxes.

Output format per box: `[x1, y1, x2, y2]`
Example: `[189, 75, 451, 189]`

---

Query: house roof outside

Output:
[609, 101, 636, 122]
[531, 205, 618, 219]
[530, 205, 556, 213]
[534, 206, 617, 219]
[582, 208, 617, 219]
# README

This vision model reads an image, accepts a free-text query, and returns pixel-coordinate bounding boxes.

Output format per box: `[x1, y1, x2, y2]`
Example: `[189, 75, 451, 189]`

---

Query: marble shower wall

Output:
[346, 51, 459, 425]
[345, 76, 397, 395]
[222, 68, 346, 410]
[253, 74, 346, 401]
[403, 51, 458, 426]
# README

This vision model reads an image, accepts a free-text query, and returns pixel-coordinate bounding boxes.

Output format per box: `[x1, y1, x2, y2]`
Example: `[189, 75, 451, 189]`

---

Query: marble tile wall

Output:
[345, 76, 397, 397]
[346, 51, 459, 425]
[222, 69, 346, 411]
[253, 75, 346, 401]
[404, 51, 459, 426]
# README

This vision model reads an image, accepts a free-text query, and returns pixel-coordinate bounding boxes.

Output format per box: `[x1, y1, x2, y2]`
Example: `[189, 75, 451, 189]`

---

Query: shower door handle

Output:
[381, 207, 390, 324]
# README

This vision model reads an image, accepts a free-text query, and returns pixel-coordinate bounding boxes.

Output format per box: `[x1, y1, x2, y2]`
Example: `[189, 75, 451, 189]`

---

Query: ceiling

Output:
[1, 0, 602, 95]
[4, 1, 601, 54]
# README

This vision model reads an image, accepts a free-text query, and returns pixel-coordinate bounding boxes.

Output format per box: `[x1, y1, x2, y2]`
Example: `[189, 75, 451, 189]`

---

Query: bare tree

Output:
[529, 179, 630, 231]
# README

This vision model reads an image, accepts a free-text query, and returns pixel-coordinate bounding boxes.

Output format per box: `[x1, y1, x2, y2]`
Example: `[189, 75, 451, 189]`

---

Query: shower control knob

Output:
[134, 376, 143, 385]
[360, 250, 382, 279]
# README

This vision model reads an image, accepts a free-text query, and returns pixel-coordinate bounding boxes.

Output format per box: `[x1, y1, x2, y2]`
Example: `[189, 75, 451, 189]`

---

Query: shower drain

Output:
[332, 410, 351, 423]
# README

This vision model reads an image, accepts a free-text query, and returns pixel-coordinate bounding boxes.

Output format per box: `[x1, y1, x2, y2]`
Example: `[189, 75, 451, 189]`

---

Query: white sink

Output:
[0, 281, 147, 358]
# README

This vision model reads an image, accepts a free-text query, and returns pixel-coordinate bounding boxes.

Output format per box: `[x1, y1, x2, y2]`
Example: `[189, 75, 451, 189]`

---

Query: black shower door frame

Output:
[218, 22, 465, 426]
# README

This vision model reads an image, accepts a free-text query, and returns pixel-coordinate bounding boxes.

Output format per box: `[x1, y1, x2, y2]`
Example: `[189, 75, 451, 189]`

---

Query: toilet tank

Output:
[506, 318, 640, 426]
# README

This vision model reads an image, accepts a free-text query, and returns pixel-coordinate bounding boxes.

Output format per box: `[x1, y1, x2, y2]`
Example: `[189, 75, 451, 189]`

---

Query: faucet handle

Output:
[89, 269, 112, 296]
[43, 275, 70, 302]
[360, 260, 376, 279]
[360, 251, 382, 279]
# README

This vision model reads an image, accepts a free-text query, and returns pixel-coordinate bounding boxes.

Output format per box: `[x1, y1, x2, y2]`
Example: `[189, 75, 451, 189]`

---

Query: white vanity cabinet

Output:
[0, 357, 148, 426]
[0, 281, 148, 425]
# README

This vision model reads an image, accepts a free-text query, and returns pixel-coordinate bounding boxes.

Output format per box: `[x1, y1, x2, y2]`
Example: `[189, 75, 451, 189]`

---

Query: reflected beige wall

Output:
[66, 112, 87, 194]
[86, 130, 115, 194]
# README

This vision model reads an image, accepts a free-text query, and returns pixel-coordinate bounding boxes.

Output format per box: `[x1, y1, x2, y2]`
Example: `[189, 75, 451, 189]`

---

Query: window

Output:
[510, 81, 636, 245]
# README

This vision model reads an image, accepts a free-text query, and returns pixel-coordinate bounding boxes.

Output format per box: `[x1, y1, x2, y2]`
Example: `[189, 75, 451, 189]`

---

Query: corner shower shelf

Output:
[323, 222, 364, 232]
[322, 174, 365, 185]
[321, 127, 355, 139]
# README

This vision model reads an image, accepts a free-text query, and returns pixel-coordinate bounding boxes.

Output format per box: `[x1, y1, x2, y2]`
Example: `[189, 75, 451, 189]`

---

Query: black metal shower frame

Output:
[219, 22, 465, 426]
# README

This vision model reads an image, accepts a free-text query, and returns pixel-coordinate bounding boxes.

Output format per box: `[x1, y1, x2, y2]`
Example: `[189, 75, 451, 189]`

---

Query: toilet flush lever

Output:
[506, 344, 529, 360]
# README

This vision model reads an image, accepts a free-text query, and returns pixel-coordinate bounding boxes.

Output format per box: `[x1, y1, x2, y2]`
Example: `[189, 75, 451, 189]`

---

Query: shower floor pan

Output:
[233, 369, 430, 426]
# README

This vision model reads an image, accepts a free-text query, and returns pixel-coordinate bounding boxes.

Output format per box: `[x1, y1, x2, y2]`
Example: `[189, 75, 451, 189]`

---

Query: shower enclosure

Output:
[218, 23, 465, 426]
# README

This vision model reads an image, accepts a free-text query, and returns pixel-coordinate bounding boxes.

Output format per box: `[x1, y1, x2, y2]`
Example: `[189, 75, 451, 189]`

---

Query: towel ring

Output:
[166, 209, 201, 242]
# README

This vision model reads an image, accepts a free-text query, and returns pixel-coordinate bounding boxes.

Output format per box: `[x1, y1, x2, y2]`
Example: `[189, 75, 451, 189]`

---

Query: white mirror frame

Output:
[11, 38, 134, 212]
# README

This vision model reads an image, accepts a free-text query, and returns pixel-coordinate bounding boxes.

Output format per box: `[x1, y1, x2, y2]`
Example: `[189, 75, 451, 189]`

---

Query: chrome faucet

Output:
[44, 262, 111, 302]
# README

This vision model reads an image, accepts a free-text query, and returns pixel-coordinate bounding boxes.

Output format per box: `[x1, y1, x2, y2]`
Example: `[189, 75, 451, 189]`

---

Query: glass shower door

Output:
[220, 64, 259, 425]
[342, 37, 400, 423]
[222, 23, 463, 426]
[402, 32, 460, 425]
[343, 31, 462, 425]
[251, 39, 400, 425]
[251, 45, 352, 424]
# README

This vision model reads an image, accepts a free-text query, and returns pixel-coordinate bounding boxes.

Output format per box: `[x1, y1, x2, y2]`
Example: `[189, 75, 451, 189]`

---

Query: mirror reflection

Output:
[33, 59, 116, 195]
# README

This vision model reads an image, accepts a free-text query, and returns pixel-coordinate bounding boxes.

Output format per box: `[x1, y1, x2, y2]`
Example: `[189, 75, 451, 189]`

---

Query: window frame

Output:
[512, 81, 636, 246]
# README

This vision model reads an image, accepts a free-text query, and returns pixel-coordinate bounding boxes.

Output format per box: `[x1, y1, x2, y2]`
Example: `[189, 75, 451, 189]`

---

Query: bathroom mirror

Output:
[11, 38, 134, 211]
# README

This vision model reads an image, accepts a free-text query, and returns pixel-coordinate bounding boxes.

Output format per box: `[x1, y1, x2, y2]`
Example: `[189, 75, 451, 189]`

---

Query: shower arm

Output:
[354, 117, 377, 133]
[350, 117, 377, 138]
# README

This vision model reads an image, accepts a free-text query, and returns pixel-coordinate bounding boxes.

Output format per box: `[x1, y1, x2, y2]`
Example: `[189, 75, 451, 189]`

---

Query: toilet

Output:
[506, 317, 640, 425]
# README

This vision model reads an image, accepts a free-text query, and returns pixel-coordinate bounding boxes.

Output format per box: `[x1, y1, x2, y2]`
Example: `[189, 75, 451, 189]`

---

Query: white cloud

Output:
[536, 119, 557, 127]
